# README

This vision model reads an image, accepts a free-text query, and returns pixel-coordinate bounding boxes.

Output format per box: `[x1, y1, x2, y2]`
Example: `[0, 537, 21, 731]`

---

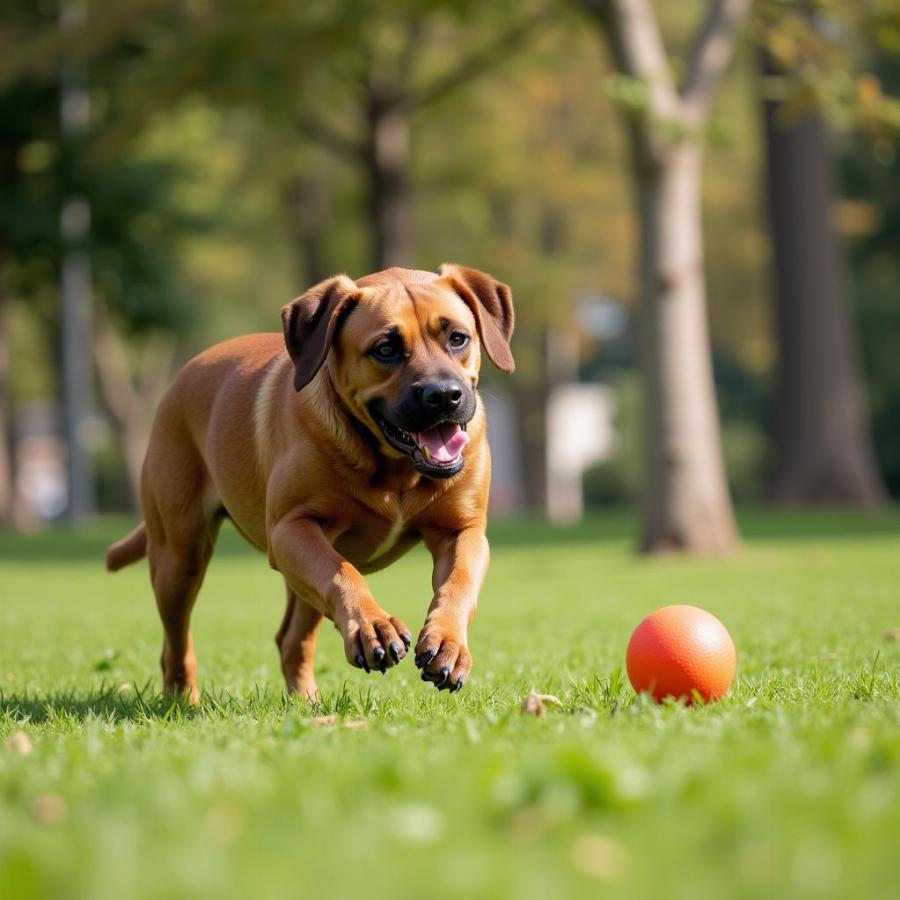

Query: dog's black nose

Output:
[421, 380, 463, 414]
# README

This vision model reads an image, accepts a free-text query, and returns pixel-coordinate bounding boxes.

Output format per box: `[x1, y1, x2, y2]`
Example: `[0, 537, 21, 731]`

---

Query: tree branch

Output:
[405, 5, 557, 114]
[93, 308, 143, 430]
[680, 0, 754, 125]
[296, 114, 365, 161]
[581, 0, 680, 123]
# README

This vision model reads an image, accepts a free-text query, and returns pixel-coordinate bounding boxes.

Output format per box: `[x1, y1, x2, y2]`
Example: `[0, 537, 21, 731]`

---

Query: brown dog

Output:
[105, 265, 514, 701]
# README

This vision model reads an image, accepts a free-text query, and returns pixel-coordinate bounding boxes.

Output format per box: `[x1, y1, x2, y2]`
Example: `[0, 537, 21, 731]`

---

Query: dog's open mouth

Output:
[371, 411, 470, 477]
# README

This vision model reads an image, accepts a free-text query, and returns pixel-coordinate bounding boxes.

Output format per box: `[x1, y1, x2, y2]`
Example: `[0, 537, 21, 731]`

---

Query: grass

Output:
[1, 510, 899, 900]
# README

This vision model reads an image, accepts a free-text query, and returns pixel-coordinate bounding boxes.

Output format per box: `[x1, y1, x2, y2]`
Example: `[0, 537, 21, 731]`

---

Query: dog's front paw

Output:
[342, 609, 412, 674]
[414, 625, 471, 693]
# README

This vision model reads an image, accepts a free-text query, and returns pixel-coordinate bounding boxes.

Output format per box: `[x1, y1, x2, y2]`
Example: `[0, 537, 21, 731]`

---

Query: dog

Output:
[105, 265, 515, 701]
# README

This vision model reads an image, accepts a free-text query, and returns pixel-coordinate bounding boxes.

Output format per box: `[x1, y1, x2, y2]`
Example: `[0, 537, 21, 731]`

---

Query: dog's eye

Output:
[448, 332, 469, 350]
[371, 340, 402, 362]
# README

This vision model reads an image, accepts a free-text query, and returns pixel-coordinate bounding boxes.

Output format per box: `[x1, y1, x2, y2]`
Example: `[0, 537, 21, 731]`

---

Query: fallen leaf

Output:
[342, 720, 369, 731]
[521, 693, 546, 717]
[4, 731, 33, 756]
[32, 794, 67, 826]
[117, 683, 132, 694]
[312, 714, 337, 727]
[521, 692, 563, 718]
[883, 628, 900, 642]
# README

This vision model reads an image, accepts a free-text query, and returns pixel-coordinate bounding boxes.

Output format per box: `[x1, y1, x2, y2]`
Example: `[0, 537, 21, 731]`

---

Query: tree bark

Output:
[365, 91, 412, 270]
[762, 56, 887, 507]
[0, 269, 14, 527]
[636, 144, 739, 552]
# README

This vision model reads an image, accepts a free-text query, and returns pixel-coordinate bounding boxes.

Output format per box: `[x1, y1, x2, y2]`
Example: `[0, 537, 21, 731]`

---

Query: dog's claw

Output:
[415, 649, 435, 670]
[389, 641, 402, 663]
[355, 653, 370, 674]
[400, 633, 412, 650]
[438, 666, 450, 687]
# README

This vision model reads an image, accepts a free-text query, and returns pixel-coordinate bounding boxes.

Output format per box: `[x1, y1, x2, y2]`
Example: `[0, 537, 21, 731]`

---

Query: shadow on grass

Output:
[0, 682, 287, 725]
[0, 681, 386, 725]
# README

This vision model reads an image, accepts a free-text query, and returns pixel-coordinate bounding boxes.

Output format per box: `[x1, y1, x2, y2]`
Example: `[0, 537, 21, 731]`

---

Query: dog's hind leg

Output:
[275, 586, 322, 701]
[147, 524, 218, 704]
[143, 446, 221, 704]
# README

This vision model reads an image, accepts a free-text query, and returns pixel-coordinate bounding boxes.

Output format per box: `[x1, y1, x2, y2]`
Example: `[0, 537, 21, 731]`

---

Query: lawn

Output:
[1, 511, 899, 900]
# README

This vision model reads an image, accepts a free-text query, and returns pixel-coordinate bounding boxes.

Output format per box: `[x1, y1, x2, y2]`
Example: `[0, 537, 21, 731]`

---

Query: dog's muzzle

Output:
[368, 400, 472, 479]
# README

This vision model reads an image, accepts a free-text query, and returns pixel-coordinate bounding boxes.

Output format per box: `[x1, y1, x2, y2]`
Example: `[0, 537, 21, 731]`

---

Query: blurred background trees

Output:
[581, 0, 751, 554]
[1, 0, 899, 550]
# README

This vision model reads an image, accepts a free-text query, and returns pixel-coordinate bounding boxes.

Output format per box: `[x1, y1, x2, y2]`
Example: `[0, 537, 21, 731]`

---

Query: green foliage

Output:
[1, 513, 900, 899]
[0, 3, 209, 344]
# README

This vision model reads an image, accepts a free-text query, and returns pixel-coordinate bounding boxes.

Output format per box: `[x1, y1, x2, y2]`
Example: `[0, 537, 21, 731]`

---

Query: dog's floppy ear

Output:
[438, 264, 515, 373]
[281, 275, 359, 391]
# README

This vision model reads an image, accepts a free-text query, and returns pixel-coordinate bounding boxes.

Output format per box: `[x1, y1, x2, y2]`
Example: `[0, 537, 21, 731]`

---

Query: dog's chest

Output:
[366, 510, 407, 562]
[333, 496, 424, 572]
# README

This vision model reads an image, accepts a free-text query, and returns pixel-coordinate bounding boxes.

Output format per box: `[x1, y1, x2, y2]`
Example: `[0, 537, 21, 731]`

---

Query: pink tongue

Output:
[414, 423, 470, 463]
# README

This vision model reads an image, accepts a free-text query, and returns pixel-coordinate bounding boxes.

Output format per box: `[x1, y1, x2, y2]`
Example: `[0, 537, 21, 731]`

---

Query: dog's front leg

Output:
[415, 525, 489, 692]
[269, 517, 412, 674]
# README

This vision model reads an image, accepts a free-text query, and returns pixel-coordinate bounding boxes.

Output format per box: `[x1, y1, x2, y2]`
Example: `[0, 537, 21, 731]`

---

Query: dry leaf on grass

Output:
[520, 692, 563, 718]
[4, 731, 33, 755]
[883, 628, 900, 642]
[32, 794, 67, 826]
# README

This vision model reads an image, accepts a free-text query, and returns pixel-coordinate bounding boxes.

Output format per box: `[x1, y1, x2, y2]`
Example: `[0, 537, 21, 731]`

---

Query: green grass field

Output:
[2, 511, 899, 900]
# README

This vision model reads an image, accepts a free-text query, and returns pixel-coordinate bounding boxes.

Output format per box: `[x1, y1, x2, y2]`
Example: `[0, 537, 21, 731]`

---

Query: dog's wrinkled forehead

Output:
[355, 267, 439, 290]
[345, 268, 475, 343]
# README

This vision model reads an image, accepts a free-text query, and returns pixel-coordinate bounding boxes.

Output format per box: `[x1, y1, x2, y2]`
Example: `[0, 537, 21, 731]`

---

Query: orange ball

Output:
[626, 605, 736, 704]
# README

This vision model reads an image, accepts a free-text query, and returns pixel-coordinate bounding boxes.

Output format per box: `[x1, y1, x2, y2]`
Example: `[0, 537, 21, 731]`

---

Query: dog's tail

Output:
[106, 522, 148, 572]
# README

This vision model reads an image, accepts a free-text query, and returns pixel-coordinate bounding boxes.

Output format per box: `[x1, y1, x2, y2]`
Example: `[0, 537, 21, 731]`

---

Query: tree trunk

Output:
[366, 93, 412, 270]
[285, 173, 330, 287]
[635, 144, 739, 553]
[514, 370, 550, 513]
[0, 272, 14, 527]
[93, 310, 174, 510]
[762, 59, 887, 507]
[59, 2, 96, 520]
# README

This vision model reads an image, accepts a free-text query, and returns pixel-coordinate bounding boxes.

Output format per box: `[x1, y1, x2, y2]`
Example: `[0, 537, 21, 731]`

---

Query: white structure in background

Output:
[482, 391, 524, 514]
[546, 383, 616, 524]
[15, 405, 68, 522]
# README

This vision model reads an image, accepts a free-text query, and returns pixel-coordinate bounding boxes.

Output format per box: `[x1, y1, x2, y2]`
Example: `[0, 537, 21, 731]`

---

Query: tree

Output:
[0, 0, 206, 519]
[580, 0, 750, 553]
[760, 9, 888, 506]
[841, 50, 900, 499]
[64, 1, 555, 273]
[0, 263, 13, 526]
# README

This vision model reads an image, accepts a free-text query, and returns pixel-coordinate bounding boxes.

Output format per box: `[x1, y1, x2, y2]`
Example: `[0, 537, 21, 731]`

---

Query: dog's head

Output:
[281, 265, 514, 479]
